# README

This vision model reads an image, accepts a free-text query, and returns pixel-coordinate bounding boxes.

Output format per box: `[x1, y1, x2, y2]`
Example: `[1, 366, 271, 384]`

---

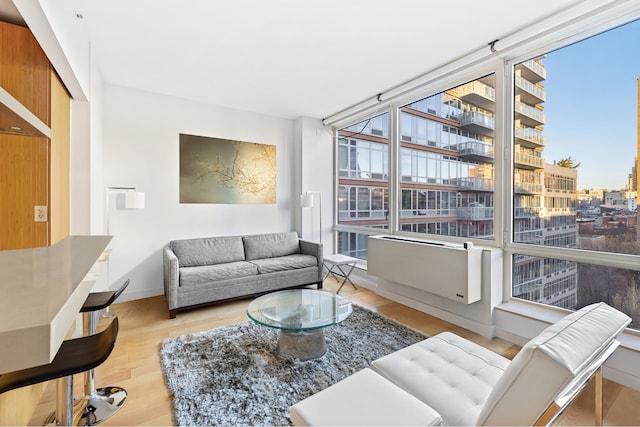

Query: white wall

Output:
[101, 85, 298, 301]
[89, 55, 105, 236]
[298, 117, 334, 253]
[69, 100, 91, 235]
[70, 38, 105, 274]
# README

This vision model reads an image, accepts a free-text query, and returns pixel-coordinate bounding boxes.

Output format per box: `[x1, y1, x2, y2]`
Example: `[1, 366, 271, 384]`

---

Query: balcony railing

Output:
[456, 140, 494, 159]
[456, 206, 494, 220]
[515, 76, 546, 103]
[514, 151, 544, 168]
[521, 59, 547, 81]
[399, 208, 456, 218]
[454, 80, 495, 109]
[514, 181, 544, 194]
[338, 210, 387, 221]
[454, 111, 495, 130]
[456, 80, 496, 100]
[514, 126, 546, 147]
[515, 101, 546, 125]
[513, 277, 543, 297]
[454, 177, 494, 192]
[514, 229, 544, 244]
[514, 206, 542, 218]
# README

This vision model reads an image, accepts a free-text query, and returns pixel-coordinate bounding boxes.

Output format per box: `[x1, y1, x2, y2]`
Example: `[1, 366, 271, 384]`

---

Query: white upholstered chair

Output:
[289, 302, 630, 426]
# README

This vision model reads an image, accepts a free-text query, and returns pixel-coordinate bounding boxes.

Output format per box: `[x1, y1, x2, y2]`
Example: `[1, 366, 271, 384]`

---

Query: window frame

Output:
[502, 33, 640, 300]
[331, 5, 640, 304]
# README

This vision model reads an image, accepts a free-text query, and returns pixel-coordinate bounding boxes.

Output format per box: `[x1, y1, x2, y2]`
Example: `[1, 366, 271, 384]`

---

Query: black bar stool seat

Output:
[0, 318, 119, 425]
[72, 279, 130, 426]
[82, 279, 130, 313]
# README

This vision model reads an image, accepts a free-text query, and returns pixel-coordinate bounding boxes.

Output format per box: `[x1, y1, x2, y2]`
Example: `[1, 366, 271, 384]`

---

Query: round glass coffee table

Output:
[246, 289, 352, 360]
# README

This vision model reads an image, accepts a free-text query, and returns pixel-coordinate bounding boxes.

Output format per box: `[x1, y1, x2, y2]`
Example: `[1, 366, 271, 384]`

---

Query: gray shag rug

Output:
[159, 305, 427, 426]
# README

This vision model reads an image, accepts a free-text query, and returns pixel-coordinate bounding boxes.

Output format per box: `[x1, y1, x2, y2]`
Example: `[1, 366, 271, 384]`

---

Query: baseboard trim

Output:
[117, 288, 164, 303]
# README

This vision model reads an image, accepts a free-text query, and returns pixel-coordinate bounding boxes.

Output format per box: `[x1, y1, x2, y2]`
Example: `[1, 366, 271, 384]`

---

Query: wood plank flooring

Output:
[28, 278, 640, 426]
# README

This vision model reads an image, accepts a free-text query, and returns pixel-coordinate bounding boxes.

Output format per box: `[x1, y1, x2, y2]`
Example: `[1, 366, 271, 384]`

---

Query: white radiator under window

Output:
[367, 235, 483, 304]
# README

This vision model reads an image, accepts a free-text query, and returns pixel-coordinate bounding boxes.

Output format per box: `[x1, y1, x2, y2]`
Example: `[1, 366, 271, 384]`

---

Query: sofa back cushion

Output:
[243, 232, 300, 260]
[170, 236, 245, 267]
[476, 302, 630, 426]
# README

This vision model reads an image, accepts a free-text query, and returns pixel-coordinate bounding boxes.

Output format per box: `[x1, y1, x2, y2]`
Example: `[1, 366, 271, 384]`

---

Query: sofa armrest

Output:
[163, 246, 179, 314]
[299, 239, 323, 283]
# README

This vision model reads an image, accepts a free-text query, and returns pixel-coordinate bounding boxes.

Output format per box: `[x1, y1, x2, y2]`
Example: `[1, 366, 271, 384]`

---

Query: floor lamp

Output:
[300, 191, 321, 243]
[103, 187, 145, 317]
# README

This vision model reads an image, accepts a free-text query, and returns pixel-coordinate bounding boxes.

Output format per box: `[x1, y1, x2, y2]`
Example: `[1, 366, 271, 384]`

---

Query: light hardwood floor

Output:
[28, 278, 640, 426]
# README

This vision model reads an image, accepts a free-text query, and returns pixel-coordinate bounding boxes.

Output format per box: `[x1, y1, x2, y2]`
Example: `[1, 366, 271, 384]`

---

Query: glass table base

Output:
[276, 329, 326, 361]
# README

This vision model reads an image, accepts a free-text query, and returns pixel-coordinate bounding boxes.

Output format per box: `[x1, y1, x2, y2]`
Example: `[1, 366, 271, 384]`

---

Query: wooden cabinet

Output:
[0, 21, 70, 250]
[0, 21, 51, 126]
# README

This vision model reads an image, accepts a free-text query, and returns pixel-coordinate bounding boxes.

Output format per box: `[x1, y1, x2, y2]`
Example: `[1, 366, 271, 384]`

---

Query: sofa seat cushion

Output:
[371, 331, 510, 427]
[289, 368, 443, 426]
[243, 232, 300, 260]
[171, 236, 245, 267]
[249, 254, 317, 274]
[179, 261, 258, 287]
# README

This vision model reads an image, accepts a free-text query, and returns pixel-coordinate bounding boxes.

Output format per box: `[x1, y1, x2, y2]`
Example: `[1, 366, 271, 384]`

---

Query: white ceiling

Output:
[7, 0, 584, 120]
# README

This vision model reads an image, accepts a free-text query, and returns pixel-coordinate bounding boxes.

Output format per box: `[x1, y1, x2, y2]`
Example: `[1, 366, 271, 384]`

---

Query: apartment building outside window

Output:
[509, 19, 640, 326]
[336, 75, 497, 256]
[333, 16, 640, 328]
[336, 113, 389, 259]
[399, 78, 496, 241]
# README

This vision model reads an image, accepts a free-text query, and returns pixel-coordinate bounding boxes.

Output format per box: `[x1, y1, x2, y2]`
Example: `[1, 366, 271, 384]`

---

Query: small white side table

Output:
[323, 254, 359, 294]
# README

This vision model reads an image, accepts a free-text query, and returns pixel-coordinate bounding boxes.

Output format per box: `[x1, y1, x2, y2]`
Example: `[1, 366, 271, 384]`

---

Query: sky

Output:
[542, 18, 640, 191]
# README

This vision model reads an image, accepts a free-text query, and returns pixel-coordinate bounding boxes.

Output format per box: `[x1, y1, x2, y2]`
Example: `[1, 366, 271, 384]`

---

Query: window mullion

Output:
[389, 105, 399, 234]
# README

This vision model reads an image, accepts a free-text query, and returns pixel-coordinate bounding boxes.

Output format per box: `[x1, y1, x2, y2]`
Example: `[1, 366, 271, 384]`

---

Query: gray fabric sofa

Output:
[163, 231, 323, 318]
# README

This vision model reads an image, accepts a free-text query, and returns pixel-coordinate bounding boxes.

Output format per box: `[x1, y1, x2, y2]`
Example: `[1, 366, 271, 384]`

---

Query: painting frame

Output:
[179, 133, 276, 204]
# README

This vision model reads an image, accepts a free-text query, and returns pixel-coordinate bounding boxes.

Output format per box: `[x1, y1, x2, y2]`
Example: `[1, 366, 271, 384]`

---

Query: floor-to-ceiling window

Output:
[509, 19, 640, 327]
[398, 76, 496, 239]
[331, 11, 640, 329]
[335, 77, 497, 260]
[336, 113, 389, 259]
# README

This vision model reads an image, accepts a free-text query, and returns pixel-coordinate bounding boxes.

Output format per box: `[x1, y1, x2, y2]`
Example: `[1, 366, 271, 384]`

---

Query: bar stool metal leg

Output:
[52, 376, 73, 426]
[0, 318, 120, 427]
[74, 305, 126, 425]
[45, 315, 126, 426]
[46, 280, 129, 426]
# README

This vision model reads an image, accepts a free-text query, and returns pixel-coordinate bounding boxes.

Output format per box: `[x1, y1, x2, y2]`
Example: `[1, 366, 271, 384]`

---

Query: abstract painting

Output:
[179, 134, 276, 204]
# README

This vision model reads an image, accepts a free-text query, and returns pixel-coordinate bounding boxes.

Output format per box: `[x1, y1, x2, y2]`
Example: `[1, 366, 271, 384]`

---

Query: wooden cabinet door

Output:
[0, 134, 49, 250]
[0, 21, 51, 126]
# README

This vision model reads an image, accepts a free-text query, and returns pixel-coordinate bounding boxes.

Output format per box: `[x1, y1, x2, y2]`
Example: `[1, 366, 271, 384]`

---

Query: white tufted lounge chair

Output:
[289, 302, 630, 426]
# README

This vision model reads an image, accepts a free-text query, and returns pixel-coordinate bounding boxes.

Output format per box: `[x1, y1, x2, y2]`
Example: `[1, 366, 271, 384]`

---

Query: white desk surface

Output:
[323, 253, 359, 265]
[0, 235, 112, 374]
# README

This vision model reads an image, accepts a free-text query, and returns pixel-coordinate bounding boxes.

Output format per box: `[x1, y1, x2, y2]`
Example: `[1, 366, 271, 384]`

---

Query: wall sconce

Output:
[123, 191, 146, 210]
[300, 191, 322, 243]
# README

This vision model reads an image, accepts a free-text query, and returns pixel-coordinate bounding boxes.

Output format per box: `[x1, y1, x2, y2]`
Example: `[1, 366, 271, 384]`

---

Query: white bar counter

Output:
[0, 235, 112, 374]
